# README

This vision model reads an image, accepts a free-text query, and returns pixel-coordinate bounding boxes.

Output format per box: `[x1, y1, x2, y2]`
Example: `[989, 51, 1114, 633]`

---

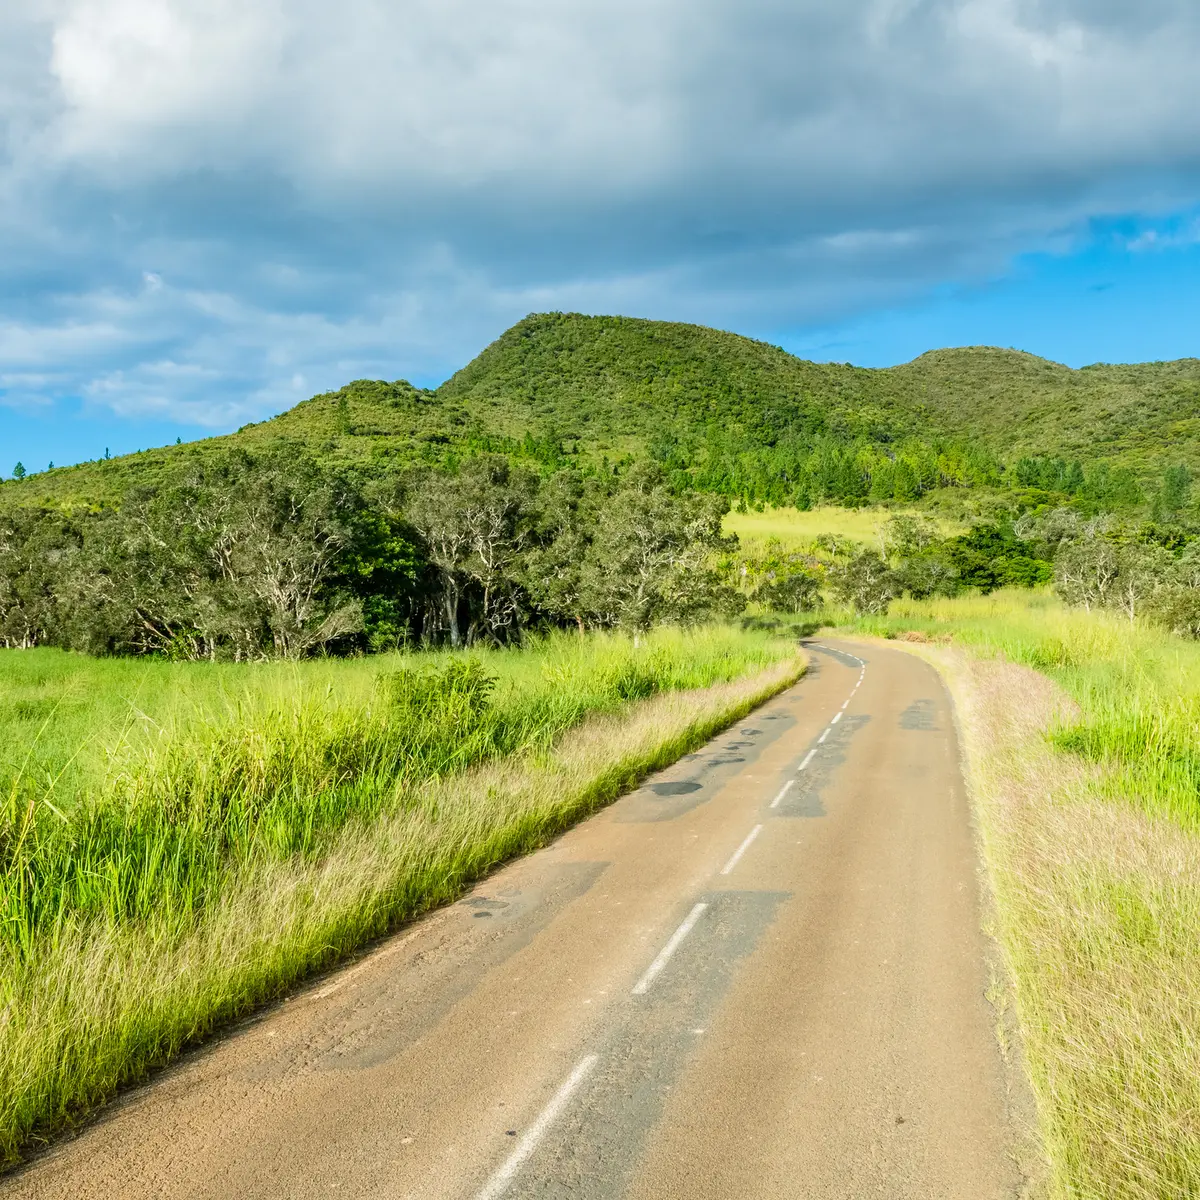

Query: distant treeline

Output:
[3, 435, 1197, 659]
[647, 431, 1176, 512]
[424, 427, 1176, 513]
[0, 451, 741, 658]
[803, 508, 1200, 637]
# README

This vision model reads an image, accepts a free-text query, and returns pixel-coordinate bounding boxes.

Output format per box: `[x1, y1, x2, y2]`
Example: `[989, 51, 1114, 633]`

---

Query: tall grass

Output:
[847, 592, 1200, 1197]
[0, 626, 800, 1166]
[853, 590, 1200, 827]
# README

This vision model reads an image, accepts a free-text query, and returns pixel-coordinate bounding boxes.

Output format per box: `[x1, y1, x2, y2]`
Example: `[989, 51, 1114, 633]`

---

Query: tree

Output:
[1053, 536, 1120, 611]
[943, 525, 1052, 593]
[730, 537, 822, 614]
[11, 463, 25, 481]
[753, 571, 820, 613]
[183, 454, 365, 658]
[404, 455, 540, 646]
[1148, 586, 1200, 639]
[894, 554, 959, 600]
[1142, 541, 1200, 638]
[827, 549, 898, 614]
[338, 486, 427, 653]
[87, 451, 368, 659]
[1155, 464, 1192, 521]
[878, 514, 939, 559]
[578, 463, 742, 632]
[1108, 542, 1174, 623]
[0, 505, 84, 648]
[521, 471, 594, 632]
[892, 459, 919, 502]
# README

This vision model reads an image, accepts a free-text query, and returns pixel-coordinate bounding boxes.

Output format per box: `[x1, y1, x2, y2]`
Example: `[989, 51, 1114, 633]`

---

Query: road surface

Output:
[4, 640, 1025, 1199]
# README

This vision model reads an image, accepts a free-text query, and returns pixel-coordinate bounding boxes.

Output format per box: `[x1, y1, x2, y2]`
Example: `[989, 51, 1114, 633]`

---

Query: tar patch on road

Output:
[648, 780, 702, 797]
[899, 699, 939, 731]
[616, 715, 797, 824]
[486, 890, 789, 1198]
[773, 714, 871, 821]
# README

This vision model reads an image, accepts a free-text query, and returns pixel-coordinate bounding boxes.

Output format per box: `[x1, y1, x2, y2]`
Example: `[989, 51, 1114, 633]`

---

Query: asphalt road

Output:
[5, 640, 1024, 1199]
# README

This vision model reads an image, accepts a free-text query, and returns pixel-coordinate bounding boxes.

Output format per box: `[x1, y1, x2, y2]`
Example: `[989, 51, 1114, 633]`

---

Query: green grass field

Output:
[0, 626, 801, 1165]
[723, 504, 963, 550]
[847, 592, 1200, 1197]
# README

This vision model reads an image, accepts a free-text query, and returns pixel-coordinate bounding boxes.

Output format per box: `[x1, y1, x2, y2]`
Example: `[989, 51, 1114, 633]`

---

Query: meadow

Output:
[0, 626, 801, 1165]
[849, 592, 1200, 1198]
[724, 503, 964, 551]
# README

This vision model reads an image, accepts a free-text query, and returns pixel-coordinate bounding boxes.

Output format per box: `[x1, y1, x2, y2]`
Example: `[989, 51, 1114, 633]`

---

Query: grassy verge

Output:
[0, 626, 802, 1167]
[847, 592, 1200, 1197]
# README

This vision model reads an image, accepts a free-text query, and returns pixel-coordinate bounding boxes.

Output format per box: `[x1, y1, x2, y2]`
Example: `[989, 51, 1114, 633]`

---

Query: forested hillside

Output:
[8, 312, 1199, 510]
[886, 348, 1200, 470]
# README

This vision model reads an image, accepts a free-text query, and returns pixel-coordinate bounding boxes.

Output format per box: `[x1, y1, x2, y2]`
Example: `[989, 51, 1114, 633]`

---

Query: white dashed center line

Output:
[476, 1054, 599, 1200]
[721, 824, 764, 876]
[632, 903, 708, 995]
[480, 646, 873, 1199]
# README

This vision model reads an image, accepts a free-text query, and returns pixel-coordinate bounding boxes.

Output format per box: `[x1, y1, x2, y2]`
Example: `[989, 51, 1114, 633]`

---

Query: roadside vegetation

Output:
[0, 453, 739, 657]
[0, 625, 801, 1166]
[848, 592, 1200, 1197]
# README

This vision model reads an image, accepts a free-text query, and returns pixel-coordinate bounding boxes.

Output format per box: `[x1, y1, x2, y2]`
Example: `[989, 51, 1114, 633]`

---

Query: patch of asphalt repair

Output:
[899, 698, 939, 731]
[772, 714, 871, 820]
[617, 714, 799, 823]
[471, 890, 790, 1199]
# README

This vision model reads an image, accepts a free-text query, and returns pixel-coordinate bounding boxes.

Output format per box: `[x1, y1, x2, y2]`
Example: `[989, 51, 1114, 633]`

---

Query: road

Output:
[4, 640, 1024, 1199]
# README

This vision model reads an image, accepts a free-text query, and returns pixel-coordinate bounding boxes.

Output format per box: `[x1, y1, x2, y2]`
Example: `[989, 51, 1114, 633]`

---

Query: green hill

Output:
[7, 312, 1200, 508]
[886, 348, 1200, 467]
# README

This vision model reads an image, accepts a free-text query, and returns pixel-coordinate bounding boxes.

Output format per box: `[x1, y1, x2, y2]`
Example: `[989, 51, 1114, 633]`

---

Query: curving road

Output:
[4, 640, 1024, 1199]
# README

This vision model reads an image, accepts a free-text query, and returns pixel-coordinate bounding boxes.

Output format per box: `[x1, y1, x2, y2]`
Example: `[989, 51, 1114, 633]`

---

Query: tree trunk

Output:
[444, 578, 461, 647]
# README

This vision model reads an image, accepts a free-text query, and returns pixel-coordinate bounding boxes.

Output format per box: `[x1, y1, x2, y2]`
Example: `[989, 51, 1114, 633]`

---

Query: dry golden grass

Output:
[914, 644, 1200, 1199]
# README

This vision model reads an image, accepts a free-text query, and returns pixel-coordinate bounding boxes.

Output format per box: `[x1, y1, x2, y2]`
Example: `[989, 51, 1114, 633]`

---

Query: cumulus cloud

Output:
[2, 0, 1200, 430]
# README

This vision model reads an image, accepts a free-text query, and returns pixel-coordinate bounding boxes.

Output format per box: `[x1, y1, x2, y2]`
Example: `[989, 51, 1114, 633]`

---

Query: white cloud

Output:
[32, 0, 1200, 199]
[1, 0, 1200, 433]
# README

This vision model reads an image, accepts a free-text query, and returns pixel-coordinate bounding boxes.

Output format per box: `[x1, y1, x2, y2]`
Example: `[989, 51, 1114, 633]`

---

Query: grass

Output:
[845, 591, 1200, 1197]
[723, 503, 962, 550]
[0, 625, 802, 1167]
[854, 591, 1200, 830]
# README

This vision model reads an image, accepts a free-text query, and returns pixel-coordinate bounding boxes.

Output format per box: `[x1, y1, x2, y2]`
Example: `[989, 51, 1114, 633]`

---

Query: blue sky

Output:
[3, 1, 1200, 474]
[782, 213, 1200, 367]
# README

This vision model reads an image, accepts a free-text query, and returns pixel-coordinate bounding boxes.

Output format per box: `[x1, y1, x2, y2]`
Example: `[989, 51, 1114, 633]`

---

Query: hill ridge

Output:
[6, 311, 1200, 505]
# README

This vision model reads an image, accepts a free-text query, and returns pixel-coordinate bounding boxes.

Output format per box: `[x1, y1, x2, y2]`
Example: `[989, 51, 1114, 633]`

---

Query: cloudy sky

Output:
[4, 0, 1200, 471]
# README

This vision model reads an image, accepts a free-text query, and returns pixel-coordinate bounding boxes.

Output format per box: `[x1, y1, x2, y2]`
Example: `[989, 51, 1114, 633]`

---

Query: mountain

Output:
[7, 312, 1200, 506]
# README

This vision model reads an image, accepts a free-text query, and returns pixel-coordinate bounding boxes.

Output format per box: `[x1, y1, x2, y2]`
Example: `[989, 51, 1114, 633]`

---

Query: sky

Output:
[3, 0, 1200, 474]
